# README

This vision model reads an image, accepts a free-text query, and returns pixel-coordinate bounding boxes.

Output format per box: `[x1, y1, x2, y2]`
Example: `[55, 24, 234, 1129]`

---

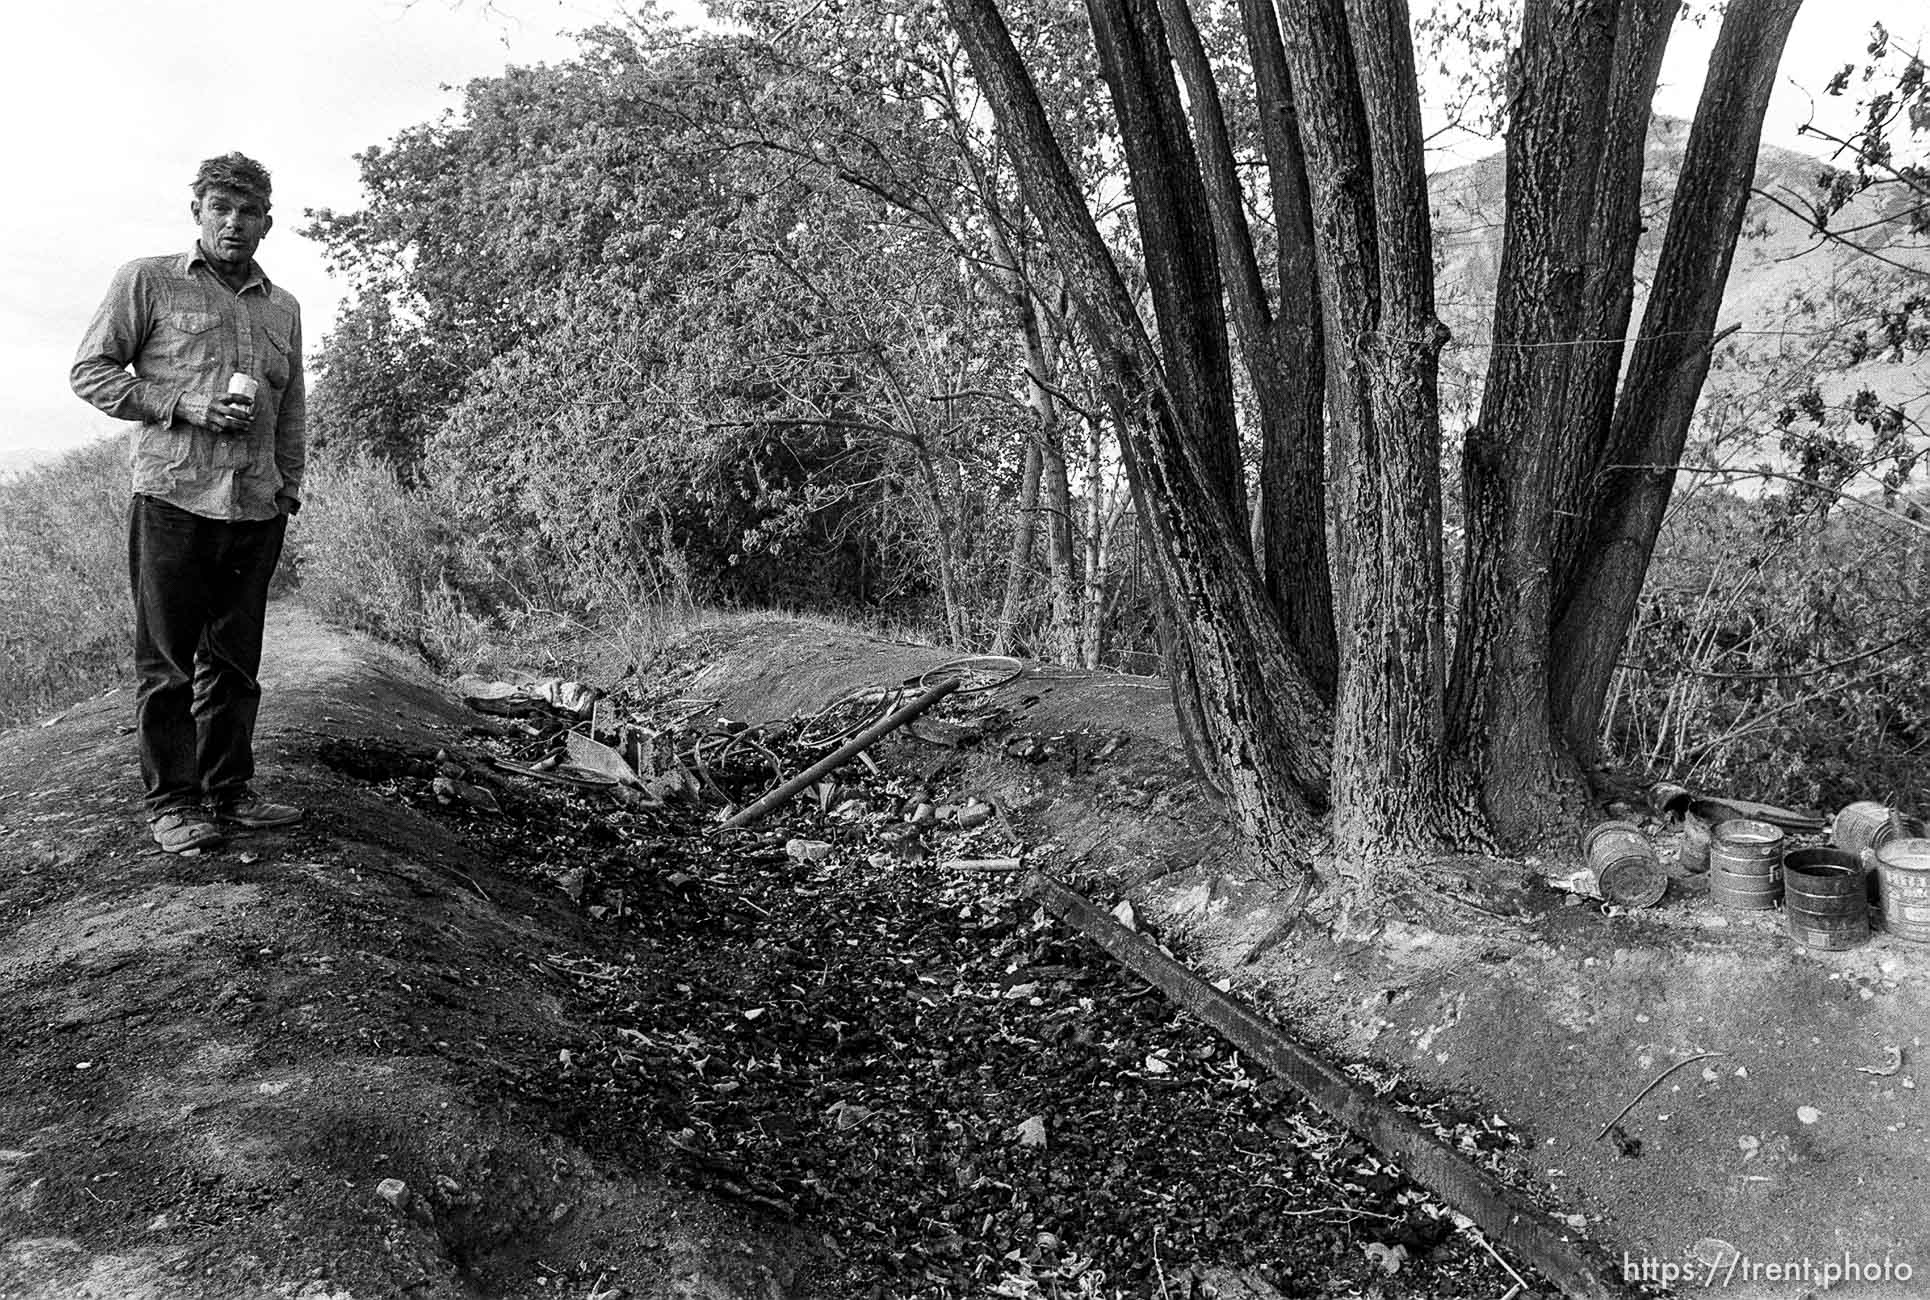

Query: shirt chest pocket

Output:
[162, 309, 221, 337]
[155, 309, 222, 365]
[263, 327, 291, 391]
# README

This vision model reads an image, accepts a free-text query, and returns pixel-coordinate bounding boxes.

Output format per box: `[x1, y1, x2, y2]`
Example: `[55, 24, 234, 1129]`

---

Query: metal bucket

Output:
[1708, 818, 1784, 910]
[1833, 801, 1925, 856]
[1783, 848, 1870, 950]
[1679, 799, 1744, 873]
[1872, 838, 1930, 944]
[1580, 820, 1667, 908]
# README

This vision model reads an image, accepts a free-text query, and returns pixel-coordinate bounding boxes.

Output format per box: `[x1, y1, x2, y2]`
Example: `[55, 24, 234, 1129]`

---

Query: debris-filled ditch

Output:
[319, 667, 1606, 1298]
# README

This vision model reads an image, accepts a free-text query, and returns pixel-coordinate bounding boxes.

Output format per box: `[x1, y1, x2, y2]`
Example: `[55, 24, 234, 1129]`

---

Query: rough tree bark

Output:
[946, 0, 1333, 877]
[1551, 0, 1806, 761]
[1161, 0, 1338, 701]
[992, 436, 1044, 656]
[1272, 0, 1466, 855]
[1446, 0, 1625, 845]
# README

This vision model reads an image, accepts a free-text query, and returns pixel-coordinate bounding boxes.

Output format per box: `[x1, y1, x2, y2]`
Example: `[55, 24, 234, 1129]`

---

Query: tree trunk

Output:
[1080, 411, 1115, 667]
[993, 435, 1044, 656]
[1547, 0, 1682, 590]
[1040, 419, 1083, 664]
[1240, 0, 1338, 704]
[1274, 0, 1465, 855]
[1446, 0, 1622, 845]
[1551, 0, 1805, 761]
[1163, 0, 1338, 700]
[946, 0, 1331, 881]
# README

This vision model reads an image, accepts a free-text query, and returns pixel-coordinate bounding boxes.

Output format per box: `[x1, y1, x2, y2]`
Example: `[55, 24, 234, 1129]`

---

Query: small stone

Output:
[785, 838, 833, 863]
[432, 776, 500, 813]
[1796, 1106, 1821, 1125]
[1012, 1115, 1047, 1148]
[375, 1178, 410, 1209]
[1111, 899, 1137, 931]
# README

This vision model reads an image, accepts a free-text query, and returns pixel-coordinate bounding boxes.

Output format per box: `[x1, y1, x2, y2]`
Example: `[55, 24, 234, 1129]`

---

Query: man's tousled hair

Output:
[192, 153, 272, 207]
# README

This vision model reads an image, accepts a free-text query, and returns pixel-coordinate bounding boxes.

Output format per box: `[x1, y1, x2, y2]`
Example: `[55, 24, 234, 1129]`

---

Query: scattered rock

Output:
[432, 776, 501, 813]
[785, 838, 833, 863]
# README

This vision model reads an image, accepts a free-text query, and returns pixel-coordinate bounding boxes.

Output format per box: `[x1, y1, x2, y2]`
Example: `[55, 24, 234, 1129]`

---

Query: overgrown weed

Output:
[0, 437, 130, 728]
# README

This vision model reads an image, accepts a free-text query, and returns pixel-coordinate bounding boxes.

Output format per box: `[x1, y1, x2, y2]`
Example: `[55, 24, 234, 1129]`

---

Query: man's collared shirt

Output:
[71, 246, 306, 522]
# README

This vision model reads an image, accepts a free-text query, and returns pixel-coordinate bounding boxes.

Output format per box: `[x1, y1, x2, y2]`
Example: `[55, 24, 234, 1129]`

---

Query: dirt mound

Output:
[0, 608, 800, 1300]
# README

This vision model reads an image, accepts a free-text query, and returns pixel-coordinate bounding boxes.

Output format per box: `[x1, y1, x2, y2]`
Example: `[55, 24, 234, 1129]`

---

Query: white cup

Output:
[227, 372, 259, 406]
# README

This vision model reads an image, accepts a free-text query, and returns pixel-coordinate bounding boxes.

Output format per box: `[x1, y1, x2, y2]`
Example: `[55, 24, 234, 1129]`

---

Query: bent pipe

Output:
[1025, 871, 1624, 1300]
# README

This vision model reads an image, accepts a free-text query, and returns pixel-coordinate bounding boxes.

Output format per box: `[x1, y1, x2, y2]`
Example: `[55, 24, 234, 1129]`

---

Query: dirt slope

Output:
[0, 607, 800, 1300]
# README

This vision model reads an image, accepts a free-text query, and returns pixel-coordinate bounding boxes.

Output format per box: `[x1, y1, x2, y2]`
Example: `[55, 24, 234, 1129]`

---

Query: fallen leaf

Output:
[1012, 1115, 1047, 1148]
[1362, 1242, 1407, 1275]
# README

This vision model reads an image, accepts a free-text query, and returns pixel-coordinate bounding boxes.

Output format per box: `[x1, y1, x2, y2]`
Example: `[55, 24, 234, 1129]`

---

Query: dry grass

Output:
[0, 438, 132, 729]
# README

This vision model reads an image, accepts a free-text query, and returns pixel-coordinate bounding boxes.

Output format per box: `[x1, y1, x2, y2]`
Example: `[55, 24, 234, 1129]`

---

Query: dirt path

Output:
[0, 606, 800, 1300]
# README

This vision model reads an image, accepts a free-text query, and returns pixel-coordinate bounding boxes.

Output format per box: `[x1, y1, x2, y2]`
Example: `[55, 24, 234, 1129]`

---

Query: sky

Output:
[1, 0, 1924, 471]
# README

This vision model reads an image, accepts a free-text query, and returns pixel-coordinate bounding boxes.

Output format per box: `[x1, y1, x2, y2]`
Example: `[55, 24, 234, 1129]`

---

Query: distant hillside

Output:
[1428, 116, 1929, 474]
[0, 434, 124, 481]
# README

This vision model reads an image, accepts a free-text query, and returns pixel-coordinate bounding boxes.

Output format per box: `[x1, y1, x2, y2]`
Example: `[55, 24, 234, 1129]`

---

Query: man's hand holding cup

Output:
[209, 372, 259, 434]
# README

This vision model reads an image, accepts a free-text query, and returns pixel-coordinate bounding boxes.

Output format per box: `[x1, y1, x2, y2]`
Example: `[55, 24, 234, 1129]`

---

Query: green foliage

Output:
[0, 439, 133, 728]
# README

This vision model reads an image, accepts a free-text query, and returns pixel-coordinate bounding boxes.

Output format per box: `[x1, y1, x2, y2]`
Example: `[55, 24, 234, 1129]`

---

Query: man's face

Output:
[192, 185, 272, 270]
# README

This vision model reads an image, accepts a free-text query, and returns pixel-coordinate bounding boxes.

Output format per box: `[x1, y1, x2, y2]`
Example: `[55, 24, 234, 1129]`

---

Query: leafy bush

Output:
[286, 455, 496, 670]
[1605, 487, 1928, 810]
[0, 438, 132, 728]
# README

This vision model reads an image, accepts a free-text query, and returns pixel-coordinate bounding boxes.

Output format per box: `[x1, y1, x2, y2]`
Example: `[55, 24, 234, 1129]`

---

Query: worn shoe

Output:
[151, 810, 226, 854]
[211, 794, 304, 829]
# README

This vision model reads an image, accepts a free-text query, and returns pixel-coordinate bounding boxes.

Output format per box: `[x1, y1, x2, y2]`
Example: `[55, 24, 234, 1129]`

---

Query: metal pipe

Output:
[715, 677, 962, 831]
[1025, 870, 1623, 1300]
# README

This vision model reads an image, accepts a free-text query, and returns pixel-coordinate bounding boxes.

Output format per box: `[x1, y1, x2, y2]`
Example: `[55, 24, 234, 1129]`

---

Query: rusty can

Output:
[1708, 818, 1784, 910]
[1580, 820, 1667, 908]
[1872, 838, 1930, 944]
[1833, 801, 1924, 856]
[1782, 848, 1870, 950]
[1648, 782, 1692, 820]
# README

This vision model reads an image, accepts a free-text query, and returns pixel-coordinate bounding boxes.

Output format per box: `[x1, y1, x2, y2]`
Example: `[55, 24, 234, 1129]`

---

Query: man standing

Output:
[72, 153, 306, 853]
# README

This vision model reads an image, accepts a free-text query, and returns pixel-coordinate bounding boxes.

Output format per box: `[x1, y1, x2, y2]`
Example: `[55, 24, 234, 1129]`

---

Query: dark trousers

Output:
[128, 495, 287, 817]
